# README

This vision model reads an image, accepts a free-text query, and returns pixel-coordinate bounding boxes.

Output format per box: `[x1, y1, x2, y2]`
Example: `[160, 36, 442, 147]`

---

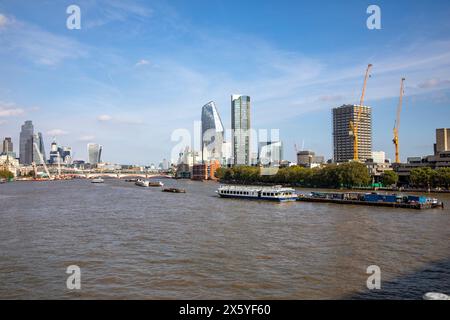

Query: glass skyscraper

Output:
[231, 94, 251, 165]
[32, 132, 46, 164]
[201, 101, 224, 163]
[19, 120, 34, 165]
[87, 143, 102, 164]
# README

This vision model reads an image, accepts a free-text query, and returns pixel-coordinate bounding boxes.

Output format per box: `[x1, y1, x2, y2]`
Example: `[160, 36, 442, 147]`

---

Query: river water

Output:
[0, 179, 449, 299]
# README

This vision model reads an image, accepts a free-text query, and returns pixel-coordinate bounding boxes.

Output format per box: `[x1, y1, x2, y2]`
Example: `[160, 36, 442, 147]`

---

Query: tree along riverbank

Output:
[215, 163, 450, 192]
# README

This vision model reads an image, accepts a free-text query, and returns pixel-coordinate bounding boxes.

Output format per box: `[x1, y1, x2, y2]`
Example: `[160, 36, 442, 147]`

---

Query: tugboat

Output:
[162, 187, 186, 193]
[148, 181, 164, 187]
[217, 185, 298, 202]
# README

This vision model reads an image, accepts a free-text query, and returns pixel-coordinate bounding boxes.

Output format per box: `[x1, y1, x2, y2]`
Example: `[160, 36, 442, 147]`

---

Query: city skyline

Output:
[1, 1, 450, 164]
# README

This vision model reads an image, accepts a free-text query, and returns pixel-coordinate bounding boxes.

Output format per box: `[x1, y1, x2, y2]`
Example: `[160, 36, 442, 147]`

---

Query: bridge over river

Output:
[64, 173, 173, 179]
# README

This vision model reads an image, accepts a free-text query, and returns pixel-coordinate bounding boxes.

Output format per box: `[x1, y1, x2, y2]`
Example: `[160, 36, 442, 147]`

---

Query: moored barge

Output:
[297, 191, 444, 210]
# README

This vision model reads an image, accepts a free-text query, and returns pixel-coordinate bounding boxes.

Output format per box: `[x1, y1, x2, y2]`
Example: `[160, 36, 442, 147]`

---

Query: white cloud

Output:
[84, 0, 153, 29]
[97, 114, 113, 121]
[47, 129, 68, 136]
[417, 78, 450, 89]
[97, 113, 144, 125]
[1, 14, 87, 66]
[135, 59, 150, 67]
[0, 102, 25, 117]
[0, 13, 9, 28]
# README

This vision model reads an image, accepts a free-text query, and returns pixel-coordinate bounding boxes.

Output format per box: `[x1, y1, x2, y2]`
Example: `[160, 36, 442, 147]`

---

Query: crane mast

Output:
[33, 142, 52, 179]
[350, 64, 373, 161]
[393, 78, 405, 163]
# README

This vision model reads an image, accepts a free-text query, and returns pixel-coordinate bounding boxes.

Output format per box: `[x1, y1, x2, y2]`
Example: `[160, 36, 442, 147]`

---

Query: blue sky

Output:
[0, 0, 449, 164]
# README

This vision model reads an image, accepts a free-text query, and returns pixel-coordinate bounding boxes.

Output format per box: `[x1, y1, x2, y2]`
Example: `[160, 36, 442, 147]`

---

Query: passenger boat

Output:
[135, 179, 150, 187]
[91, 178, 104, 184]
[217, 185, 298, 202]
[162, 187, 186, 193]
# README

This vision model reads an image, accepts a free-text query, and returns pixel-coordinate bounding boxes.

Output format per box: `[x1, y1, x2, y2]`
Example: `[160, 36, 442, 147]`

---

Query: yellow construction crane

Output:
[349, 63, 373, 161]
[393, 77, 405, 163]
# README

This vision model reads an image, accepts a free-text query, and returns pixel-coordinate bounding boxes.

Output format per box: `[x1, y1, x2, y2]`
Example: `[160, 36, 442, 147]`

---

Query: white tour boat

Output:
[91, 178, 104, 184]
[217, 185, 298, 202]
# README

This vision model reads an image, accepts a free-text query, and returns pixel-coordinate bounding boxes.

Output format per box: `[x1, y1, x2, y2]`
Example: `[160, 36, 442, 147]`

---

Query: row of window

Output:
[221, 190, 256, 196]
[220, 190, 294, 197]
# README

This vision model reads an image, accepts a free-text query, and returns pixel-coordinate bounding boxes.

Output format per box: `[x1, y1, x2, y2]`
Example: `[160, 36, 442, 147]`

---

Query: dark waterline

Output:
[0, 179, 449, 299]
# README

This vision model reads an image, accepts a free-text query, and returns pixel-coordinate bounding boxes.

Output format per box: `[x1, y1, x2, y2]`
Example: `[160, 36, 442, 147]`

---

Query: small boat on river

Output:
[135, 179, 164, 187]
[162, 187, 186, 193]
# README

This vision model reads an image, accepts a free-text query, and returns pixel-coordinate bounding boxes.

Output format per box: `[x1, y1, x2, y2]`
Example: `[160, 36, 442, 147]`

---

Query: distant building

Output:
[176, 163, 191, 179]
[0, 154, 20, 177]
[87, 143, 102, 164]
[2, 137, 15, 158]
[221, 141, 232, 166]
[19, 120, 34, 165]
[192, 160, 221, 181]
[231, 94, 251, 165]
[61, 146, 72, 164]
[332, 104, 372, 163]
[297, 150, 324, 168]
[435, 128, 450, 153]
[162, 158, 169, 170]
[366, 161, 392, 181]
[393, 129, 450, 183]
[201, 101, 224, 163]
[49, 140, 59, 164]
[2, 137, 13, 153]
[371, 151, 386, 164]
[176, 147, 202, 179]
[259, 141, 283, 166]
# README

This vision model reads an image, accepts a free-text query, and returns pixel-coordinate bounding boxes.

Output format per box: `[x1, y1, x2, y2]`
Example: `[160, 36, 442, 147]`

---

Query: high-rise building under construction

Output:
[333, 104, 372, 163]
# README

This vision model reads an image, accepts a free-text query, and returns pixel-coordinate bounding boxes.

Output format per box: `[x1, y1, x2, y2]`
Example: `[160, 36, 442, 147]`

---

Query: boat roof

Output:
[218, 185, 295, 192]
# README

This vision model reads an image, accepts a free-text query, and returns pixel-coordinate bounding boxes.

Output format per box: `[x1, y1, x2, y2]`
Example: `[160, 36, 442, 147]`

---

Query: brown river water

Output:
[0, 179, 449, 299]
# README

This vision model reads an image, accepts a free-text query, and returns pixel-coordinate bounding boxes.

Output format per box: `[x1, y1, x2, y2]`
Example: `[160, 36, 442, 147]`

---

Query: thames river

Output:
[0, 179, 449, 299]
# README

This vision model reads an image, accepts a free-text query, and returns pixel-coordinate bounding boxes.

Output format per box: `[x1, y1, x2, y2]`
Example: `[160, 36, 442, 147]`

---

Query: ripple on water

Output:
[0, 180, 449, 299]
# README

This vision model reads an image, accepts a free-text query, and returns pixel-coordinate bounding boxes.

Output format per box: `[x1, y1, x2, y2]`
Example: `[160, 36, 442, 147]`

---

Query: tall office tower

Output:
[436, 128, 450, 153]
[332, 104, 372, 163]
[231, 94, 251, 165]
[201, 101, 224, 163]
[32, 133, 46, 164]
[19, 120, 34, 165]
[87, 143, 102, 164]
[2, 137, 13, 154]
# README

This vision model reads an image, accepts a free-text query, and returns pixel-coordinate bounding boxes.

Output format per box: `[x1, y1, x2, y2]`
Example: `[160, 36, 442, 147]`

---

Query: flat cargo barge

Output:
[297, 192, 444, 210]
